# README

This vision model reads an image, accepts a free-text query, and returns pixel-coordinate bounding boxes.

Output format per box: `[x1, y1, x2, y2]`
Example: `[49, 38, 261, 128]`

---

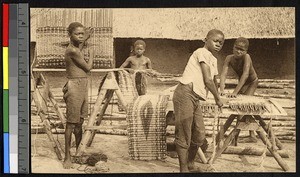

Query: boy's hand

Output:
[215, 98, 224, 108]
[88, 48, 94, 59]
[220, 91, 226, 96]
[85, 27, 94, 41]
[227, 93, 237, 98]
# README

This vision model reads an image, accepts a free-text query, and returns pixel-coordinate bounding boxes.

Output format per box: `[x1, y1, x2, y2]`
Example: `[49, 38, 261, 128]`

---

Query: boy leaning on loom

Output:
[219, 37, 259, 143]
[120, 40, 152, 95]
[173, 29, 224, 172]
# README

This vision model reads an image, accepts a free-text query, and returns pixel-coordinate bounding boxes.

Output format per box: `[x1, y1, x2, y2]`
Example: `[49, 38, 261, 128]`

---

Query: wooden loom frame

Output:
[206, 106, 290, 171]
[74, 70, 209, 163]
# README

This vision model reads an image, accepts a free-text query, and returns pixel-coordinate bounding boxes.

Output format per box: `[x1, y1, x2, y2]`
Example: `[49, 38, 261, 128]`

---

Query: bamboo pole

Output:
[87, 90, 115, 147]
[254, 115, 284, 150]
[256, 130, 290, 171]
[75, 89, 107, 156]
[206, 146, 289, 158]
[32, 89, 63, 160]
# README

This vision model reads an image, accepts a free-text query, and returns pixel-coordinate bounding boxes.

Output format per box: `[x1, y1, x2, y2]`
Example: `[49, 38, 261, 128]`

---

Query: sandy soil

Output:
[31, 77, 295, 173]
[31, 133, 296, 174]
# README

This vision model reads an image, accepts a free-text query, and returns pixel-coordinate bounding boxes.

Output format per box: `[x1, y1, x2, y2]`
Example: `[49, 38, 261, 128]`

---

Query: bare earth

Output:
[31, 133, 296, 174]
[31, 77, 295, 173]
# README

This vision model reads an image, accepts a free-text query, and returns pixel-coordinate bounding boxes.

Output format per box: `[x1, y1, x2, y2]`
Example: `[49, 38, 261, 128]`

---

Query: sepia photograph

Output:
[30, 8, 295, 173]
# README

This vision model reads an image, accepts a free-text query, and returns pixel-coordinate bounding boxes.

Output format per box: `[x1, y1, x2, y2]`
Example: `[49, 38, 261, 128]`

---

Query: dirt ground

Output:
[31, 133, 296, 174]
[31, 77, 295, 173]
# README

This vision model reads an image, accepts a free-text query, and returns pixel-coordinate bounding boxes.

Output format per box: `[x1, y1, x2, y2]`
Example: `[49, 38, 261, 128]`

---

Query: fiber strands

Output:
[126, 95, 169, 160]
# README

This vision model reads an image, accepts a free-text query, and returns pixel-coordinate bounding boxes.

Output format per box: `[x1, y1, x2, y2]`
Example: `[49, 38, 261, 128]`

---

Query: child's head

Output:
[233, 37, 249, 57]
[133, 40, 146, 57]
[67, 22, 85, 44]
[204, 29, 225, 53]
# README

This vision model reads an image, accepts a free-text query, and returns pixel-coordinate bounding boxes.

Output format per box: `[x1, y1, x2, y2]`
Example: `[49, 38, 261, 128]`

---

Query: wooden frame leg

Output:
[87, 90, 115, 147]
[197, 148, 208, 164]
[254, 115, 284, 150]
[209, 128, 238, 164]
[216, 114, 236, 143]
[75, 89, 107, 157]
[32, 90, 63, 160]
[256, 130, 289, 171]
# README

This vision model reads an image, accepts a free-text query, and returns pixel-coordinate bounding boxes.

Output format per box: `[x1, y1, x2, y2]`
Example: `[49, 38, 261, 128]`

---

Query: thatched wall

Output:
[31, 8, 295, 42]
[113, 8, 295, 40]
[114, 38, 295, 79]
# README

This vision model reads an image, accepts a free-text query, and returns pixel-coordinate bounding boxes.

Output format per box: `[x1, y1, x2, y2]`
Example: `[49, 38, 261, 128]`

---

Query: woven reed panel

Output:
[126, 95, 169, 160]
[35, 9, 113, 69]
[117, 70, 139, 111]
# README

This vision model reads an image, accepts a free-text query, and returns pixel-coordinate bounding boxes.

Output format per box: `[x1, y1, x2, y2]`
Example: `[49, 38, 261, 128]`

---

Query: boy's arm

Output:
[213, 75, 218, 90]
[231, 54, 252, 96]
[79, 27, 94, 50]
[146, 58, 152, 69]
[119, 57, 131, 68]
[69, 48, 94, 72]
[220, 56, 230, 95]
[200, 62, 223, 107]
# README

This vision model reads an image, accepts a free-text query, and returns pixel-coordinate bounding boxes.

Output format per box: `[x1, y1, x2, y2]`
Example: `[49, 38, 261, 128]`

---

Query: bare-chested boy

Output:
[62, 22, 94, 168]
[220, 37, 258, 142]
[120, 40, 152, 95]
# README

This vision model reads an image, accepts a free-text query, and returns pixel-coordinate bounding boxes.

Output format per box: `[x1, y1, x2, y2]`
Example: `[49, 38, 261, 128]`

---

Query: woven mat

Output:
[126, 94, 169, 160]
[117, 70, 138, 111]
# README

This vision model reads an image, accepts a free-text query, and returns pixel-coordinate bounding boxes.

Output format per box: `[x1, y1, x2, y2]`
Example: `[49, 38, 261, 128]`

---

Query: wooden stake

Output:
[256, 130, 290, 171]
[209, 128, 238, 164]
[254, 115, 284, 150]
[32, 89, 63, 160]
[75, 89, 107, 156]
[87, 90, 114, 147]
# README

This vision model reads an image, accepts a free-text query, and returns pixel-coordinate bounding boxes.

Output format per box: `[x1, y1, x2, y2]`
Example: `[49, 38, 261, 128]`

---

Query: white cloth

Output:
[179, 47, 218, 100]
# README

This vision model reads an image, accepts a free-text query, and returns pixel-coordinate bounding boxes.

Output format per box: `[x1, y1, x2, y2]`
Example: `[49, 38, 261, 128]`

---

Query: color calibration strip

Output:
[2, 3, 30, 173]
[3, 3, 10, 174]
[9, 4, 19, 173]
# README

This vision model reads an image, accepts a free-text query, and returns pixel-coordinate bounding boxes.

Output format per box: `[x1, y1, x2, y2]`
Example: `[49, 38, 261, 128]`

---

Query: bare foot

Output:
[63, 159, 74, 169]
[188, 163, 216, 172]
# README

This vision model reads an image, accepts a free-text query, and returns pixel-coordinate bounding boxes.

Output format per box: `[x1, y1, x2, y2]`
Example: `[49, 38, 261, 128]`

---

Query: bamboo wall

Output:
[34, 9, 114, 69]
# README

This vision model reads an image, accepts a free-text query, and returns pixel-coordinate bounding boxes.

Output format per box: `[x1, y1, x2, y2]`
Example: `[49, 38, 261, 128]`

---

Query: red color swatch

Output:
[3, 3, 9, 46]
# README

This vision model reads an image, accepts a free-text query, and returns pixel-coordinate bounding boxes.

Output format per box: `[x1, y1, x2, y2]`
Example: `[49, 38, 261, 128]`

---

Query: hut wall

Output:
[32, 9, 114, 69]
[114, 38, 295, 79]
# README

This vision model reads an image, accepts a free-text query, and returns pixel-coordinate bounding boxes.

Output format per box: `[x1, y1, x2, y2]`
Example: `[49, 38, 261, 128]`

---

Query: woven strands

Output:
[117, 70, 138, 111]
[227, 96, 269, 114]
[35, 9, 113, 69]
[199, 96, 269, 115]
[126, 95, 169, 160]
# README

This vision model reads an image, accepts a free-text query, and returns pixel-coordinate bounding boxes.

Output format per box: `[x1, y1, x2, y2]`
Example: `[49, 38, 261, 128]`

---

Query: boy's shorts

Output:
[173, 83, 207, 149]
[239, 77, 258, 95]
[63, 78, 88, 124]
[135, 72, 147, 96]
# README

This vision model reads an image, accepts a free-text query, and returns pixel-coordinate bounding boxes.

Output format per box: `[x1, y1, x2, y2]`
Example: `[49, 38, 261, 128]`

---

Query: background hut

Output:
[112, 8, 295, 79]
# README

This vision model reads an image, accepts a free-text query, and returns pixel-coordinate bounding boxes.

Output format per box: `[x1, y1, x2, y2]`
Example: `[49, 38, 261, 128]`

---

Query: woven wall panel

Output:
[35, 9, 113, 69]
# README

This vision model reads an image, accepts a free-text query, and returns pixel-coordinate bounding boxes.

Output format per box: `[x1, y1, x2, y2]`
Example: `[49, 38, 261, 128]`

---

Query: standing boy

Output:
[173, 29, 224, 172]
[120, 40, 152, 95]
[219, 37, 258, 142]
[63, 22, 94, 169]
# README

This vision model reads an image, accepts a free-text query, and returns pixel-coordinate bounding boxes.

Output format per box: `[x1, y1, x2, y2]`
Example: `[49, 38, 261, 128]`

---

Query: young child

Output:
[173, 29, 224, 172]
[219, 37, 259, 142]
[120, 40, 152, 95]
[62, 22, 94, 169]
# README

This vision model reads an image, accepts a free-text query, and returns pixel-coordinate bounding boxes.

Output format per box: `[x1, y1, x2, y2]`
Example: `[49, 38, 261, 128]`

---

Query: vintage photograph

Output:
[30, 8, 295, 173]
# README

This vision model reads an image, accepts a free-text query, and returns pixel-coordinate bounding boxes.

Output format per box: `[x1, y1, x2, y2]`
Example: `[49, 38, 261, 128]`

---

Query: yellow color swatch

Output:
[3, 47, 9, 89]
